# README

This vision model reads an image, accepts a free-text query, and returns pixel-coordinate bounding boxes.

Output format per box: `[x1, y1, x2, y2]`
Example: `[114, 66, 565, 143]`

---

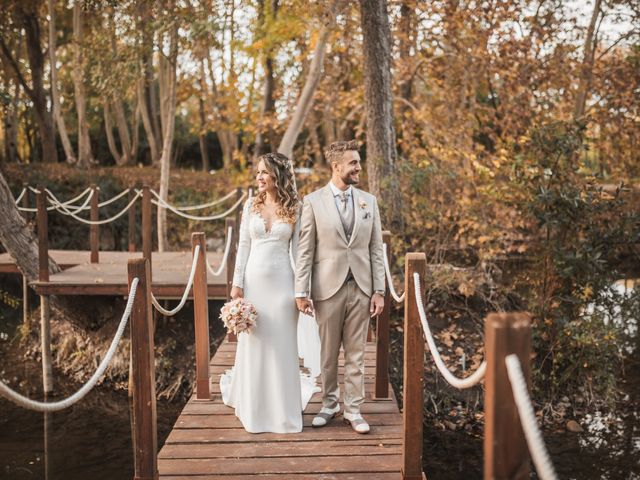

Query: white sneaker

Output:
[312, 405, 341, 427]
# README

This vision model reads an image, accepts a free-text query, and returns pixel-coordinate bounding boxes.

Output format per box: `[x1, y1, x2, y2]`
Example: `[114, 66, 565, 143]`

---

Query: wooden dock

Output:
[0, 250, 228, 299]
[158, 341, 403, 479]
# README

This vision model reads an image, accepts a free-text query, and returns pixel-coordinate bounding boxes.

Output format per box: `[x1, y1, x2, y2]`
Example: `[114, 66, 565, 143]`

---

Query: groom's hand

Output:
[370, 293, 384, 317]
[296, 297, 314, 316]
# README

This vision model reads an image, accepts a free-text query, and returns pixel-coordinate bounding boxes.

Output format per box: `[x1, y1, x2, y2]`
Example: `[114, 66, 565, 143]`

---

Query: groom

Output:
[295, 140, 385, 434]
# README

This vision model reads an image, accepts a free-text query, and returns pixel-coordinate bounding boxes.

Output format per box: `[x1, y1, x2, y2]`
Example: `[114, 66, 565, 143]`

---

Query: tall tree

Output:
[359, 0, 402, 229]
[0, 1, 58, 163]
[48, 0, 76, 164]
[277, 2, 339, 161]
[254, 0, 279, 157]
[72, 1, 94, 167]
[573, 0, 603, 121]
[157, 8, 178, 252]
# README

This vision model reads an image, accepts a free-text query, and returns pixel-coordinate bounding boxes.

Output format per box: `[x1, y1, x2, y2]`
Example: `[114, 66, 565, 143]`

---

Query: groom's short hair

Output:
[325, 140, 359, 165]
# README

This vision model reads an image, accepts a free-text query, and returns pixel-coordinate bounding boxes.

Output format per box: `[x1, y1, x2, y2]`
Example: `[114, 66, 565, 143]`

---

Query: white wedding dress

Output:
[220, 201, 320, 433]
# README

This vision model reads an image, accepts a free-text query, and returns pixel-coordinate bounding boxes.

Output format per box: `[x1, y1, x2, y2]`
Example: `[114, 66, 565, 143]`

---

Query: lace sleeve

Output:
[232, 200, 252, 289]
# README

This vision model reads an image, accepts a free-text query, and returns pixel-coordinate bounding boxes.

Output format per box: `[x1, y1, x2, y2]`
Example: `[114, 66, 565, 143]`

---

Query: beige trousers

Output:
[314, 279, 370, 415]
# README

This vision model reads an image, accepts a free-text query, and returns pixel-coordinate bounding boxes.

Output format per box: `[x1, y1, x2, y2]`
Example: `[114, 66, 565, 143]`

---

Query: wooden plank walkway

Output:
[0, 250, 228, 299]
[158, 341, 403, 479]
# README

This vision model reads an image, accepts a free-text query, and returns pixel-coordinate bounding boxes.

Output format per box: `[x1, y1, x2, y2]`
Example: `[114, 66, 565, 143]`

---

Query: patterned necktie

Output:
[338, 191, 354, 238]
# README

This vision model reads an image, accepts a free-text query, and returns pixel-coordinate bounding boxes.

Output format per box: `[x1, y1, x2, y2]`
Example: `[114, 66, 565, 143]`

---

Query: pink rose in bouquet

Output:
[219, 298, 257, 335]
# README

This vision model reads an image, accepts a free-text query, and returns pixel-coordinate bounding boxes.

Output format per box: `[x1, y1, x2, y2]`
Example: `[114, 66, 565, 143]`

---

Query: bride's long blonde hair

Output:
[252, 152, 299, 224]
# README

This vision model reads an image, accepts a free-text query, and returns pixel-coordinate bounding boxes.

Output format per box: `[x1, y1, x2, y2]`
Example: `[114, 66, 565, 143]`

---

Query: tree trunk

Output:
[72, 2, 94, 168]
[48, 0, 76, 164]
[1, 4, 58, 163]
[254, 0, 278, 157]
[277, 23, 332, 162]
[205, 51, 236, 168]
[104, 101, 123, 164]
[113, 99, 133, 165]
[137, 1, 160, 165]
[573, 0, 602, 121]
[198, 59, 210, 172]
[1, 37, 21, 163]
[157, 22, 178, 252]
[359, 0, 403, 230]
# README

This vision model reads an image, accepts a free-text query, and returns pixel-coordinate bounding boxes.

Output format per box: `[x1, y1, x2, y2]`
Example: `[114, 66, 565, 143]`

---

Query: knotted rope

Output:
[149, 189, 246, 221]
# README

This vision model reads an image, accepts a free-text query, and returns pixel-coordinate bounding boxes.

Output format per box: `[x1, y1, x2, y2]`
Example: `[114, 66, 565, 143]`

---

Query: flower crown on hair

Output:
[263, 152, 292, 170]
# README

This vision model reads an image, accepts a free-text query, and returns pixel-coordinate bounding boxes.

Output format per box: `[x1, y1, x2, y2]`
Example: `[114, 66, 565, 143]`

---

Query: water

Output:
[1, 392, 182, 480]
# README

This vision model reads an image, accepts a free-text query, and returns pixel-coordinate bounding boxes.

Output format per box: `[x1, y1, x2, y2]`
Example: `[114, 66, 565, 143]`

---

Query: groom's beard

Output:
[341, 172, 360, 185]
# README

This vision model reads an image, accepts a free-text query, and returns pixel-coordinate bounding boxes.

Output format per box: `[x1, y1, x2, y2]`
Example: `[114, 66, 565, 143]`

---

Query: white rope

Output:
[382, 244, 405, 303]
[0, 278, 139, 412]
[50, 190, 142, 225]
[159, 189, 237, 211]
[14, 187, 27, 205]
[505, 354, 559, 480]
[150, 189, 246, 221]
[206, 226, 233, 277]
[47, 187, 132, 211]
[26, 186, 93, 211]
[48, 189, 94, 215]
[151, 244, 200, 316]
[413, 272, 487, 389]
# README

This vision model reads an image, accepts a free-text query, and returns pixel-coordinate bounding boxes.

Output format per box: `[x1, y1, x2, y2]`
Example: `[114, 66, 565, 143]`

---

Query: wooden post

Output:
[90, 184, 99, 263]
[128, 186, 137, 253]
[225, 217, 237, 342]
[234, 187, 243, 229]
[402, 253, 427, 480]
[128, 258, 159, 480]
[22, 184, 30, 327]
[192, 232, 210, 400]
[36, 187, 53, 394]
[374, 231, 392, 400]
[484, 313, 531, 480]
[36, 188, 49, 283]
[142, 186, 152, 278]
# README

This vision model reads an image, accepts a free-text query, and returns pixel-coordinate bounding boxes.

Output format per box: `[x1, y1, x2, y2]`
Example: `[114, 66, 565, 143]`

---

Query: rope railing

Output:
[45, 187, 131, 210]
[413, 272, 487, 389]
[207, 226, 233, 277]
[382, 243, 405, 303]
[506, 354, 559, 480]
[18, 187, 93, 212]
[0, 278, 139, 412]
[47, 189, 94, 215]
[150, 244, 200, 316]
[14, 187, 27, 205]
[149, 189, 246, 221]
[49, 190, 142, 225]
[157, 188, 238, 211]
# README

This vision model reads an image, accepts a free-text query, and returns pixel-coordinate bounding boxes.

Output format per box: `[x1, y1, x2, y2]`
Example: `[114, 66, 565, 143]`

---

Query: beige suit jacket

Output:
[295, 184, 385, 301]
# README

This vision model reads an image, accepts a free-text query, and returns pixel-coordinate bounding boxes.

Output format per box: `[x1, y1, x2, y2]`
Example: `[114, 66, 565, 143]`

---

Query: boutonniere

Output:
[359, 200, 371, 219]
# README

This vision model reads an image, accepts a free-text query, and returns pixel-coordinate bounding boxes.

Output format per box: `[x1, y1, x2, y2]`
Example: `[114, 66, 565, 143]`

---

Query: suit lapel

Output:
[349, 188, 361, 246]
[321, 185, 348, 244]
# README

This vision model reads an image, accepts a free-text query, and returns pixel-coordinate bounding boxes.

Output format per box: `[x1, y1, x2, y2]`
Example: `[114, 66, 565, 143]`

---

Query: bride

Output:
[220, 152, 320, 433]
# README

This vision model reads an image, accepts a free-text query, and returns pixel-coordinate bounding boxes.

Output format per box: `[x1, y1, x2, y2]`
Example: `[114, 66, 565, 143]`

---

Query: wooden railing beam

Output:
[192, 232, 210, 400]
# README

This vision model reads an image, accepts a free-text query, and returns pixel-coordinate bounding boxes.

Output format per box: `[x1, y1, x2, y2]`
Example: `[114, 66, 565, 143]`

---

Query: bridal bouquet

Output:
[220, 298, 258, 335]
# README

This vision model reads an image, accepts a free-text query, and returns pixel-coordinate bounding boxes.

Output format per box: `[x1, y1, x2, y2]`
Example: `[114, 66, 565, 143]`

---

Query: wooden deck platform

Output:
[158, 341, 403, 479]
[0, 250, 228, 299]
